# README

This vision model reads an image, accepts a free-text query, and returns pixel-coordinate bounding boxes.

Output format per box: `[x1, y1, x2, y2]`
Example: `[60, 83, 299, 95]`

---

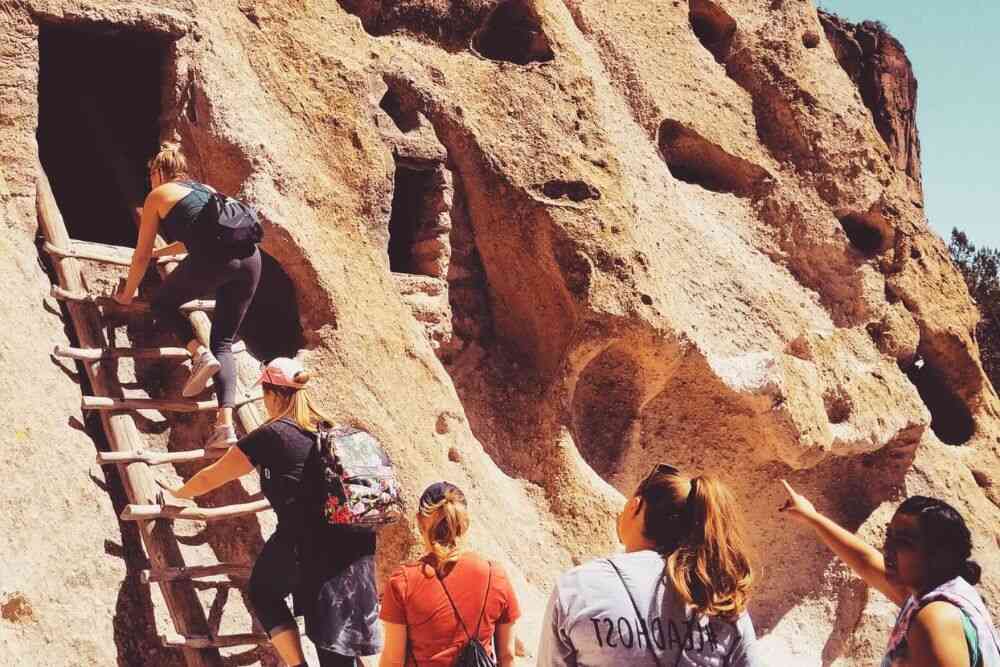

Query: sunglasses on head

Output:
[637, 463, 681, 495]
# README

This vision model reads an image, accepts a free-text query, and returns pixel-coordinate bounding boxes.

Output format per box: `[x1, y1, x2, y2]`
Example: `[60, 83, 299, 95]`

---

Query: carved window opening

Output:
[388, 160, 449, 278]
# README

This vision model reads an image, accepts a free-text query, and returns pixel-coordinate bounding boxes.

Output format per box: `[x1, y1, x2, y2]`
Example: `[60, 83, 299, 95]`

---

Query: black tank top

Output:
[160, 181, 213, 246]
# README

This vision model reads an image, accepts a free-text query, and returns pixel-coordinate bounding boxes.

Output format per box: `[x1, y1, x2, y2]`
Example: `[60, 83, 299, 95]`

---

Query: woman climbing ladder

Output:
[114, 142, 261, 449]
[157, 357, 382, 667]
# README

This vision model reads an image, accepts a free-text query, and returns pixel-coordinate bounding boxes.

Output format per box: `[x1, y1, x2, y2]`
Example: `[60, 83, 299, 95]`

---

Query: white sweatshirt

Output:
[538, 550, 761, 667]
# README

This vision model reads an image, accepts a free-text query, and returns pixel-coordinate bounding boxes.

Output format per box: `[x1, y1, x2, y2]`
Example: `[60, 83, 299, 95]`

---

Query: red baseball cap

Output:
[255, 357, 308, 389]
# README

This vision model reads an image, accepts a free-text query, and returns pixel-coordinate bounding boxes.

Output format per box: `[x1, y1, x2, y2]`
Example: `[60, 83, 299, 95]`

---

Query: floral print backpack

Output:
[314, 422, 404, 531]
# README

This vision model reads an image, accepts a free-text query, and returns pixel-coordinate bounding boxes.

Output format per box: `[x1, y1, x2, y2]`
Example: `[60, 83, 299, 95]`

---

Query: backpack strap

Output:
[472, 562, 493, 640]
[437, 563, 475, 642]
[607, 558, 665, 667]
[437, 558, 493, 646]
[178, 180, 216, 198]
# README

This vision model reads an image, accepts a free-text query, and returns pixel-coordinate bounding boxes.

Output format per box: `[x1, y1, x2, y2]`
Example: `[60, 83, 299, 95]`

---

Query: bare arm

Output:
[170, 446, 254, 499]
[908, 602, 971, 667]
[116, 191, 162, 303]
[378, 622, 407, 667]
[495, 622, 517, 667]
[779, 480, 909, 605]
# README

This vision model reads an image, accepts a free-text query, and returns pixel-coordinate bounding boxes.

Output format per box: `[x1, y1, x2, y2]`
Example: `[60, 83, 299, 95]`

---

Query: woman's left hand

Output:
[154, 478, 192, 507]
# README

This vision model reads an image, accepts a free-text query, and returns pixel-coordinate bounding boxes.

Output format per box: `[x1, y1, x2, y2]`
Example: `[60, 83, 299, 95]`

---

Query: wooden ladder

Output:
[37, 162, 272, 666]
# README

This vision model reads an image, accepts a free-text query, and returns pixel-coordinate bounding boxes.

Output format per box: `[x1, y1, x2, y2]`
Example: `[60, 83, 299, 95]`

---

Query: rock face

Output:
[819, 11, 923, 198]
[2, 1, 999, 666]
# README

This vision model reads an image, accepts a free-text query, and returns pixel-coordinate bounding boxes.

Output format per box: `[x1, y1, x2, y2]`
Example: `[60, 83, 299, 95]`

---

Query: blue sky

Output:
[820, 0, 999, 250]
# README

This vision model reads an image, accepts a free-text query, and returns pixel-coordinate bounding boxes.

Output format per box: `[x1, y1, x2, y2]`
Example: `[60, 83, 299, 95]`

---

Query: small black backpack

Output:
[190, 185, 263, 253]
[439, 563, 496, 667]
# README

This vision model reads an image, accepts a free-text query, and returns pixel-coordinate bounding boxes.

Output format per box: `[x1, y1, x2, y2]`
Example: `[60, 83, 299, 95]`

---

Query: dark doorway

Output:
[388, 163, 438, 275]
[37, 23, 166, 246]
[240, 251, 305, 363]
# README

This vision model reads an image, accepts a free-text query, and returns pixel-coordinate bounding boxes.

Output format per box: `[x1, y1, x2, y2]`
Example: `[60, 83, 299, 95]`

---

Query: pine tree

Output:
[949, 229, 1000, 391]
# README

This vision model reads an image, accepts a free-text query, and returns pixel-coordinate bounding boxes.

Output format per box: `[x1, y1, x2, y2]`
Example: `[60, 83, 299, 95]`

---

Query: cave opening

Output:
[658, 119, 772, 196]
[904, 357, 975, 446]
[379, 88, 421, 133]
[473, 0, 554, 65]
[689, 0, 737, 64]
[571, 347, 643, 480]
[37, 23, 167, 246]
[240, 251, 306, 362]
[838, 213, 887, 256]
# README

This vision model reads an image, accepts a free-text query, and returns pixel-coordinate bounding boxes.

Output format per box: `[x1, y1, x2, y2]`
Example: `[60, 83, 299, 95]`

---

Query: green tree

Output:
[949, 228, 1000, 389]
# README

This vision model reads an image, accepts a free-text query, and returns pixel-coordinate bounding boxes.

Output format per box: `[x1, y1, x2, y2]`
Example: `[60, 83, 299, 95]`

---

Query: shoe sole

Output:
[182, 359, 221, 397]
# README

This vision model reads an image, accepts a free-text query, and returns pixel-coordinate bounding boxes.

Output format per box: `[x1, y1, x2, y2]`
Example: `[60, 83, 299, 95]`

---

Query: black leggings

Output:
[249, 536, 358, 667]
[317, 651, 358, 667]
[248, 533, 299, 635]
[151, 247, 261, 407]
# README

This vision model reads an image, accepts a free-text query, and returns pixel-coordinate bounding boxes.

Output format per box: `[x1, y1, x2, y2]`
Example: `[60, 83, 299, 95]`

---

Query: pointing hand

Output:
[778, 479, 817, 524]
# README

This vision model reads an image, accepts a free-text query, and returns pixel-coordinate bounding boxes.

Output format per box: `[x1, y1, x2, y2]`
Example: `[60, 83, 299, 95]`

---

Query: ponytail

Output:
[962, 560, 983, 586]
[148, 141, 189, 182]
[639, 472, 754, 618]
[419, 486, 470, 576]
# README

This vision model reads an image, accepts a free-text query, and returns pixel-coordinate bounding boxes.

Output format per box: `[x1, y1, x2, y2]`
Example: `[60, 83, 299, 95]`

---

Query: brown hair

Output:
[419, 487, 470, 576]
[148, 142, 189, 182]
[638, 472, 754, 618]
[262, 372, 333, 432]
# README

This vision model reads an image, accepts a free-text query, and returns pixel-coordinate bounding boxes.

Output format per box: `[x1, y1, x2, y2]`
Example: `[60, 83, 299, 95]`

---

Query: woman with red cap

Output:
[158, 357, 380, 667]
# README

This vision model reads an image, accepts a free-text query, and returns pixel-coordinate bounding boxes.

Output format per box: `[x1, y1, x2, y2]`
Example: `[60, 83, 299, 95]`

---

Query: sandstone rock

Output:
[820, 10, 923, 201]
[2, 1, 999, 666]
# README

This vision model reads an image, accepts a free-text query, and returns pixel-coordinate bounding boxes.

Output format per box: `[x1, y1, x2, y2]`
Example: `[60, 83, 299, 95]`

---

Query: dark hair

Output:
[897, 496, 981, 586]
[636, 471, 753, 617]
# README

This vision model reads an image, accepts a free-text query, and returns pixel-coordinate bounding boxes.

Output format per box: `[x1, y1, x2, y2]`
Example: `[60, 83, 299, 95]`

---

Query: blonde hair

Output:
[148, 142, 189, 181]
[262, 372, 332, 432]
[638, 472, 754, 618]
[419, 487, 470, 576]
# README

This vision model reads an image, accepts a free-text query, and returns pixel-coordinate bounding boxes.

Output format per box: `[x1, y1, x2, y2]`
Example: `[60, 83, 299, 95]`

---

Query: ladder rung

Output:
[142, 563, 253, 584]
[82, 391, 262, 413]
[160, 632, 267, 649]
[121, 499, 271, 522]
[96, 448, 225, 466]
[50, 285, 215, 314]
[44, 240, 187, 267]
[54, 340, 246, 362]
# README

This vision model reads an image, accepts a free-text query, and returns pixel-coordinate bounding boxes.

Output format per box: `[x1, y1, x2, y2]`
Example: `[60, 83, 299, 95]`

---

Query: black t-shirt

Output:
[238, 419, 375, 571]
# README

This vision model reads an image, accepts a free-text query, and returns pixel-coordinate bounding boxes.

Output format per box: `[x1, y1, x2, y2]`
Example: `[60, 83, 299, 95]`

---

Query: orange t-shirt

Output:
[380, 553, 521, 667]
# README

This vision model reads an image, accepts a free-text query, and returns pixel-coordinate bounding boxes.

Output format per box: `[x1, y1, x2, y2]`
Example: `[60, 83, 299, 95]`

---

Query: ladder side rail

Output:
[36, 163, 221, 667]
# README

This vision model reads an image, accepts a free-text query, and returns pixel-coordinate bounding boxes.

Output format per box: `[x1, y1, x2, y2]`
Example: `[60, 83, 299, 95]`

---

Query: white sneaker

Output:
[205, 425, 238, 450]
[182, 351, 221, 397]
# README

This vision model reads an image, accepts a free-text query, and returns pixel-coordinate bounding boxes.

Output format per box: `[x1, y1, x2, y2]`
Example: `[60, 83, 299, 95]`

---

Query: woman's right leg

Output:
[150, 255, 210, 333]
[249, 536, 305, 666]
[151, 256, 224, 397]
